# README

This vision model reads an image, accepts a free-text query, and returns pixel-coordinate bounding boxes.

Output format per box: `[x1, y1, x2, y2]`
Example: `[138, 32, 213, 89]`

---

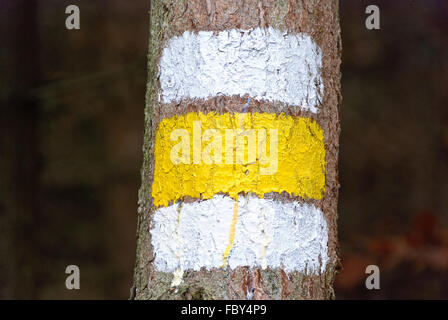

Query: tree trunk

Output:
[134, 0, 341, 300]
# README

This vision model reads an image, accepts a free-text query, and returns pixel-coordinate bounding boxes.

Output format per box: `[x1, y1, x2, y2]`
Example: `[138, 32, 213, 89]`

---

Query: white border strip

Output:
[151, 194, 328, 276]
[159, 27, 324, 113]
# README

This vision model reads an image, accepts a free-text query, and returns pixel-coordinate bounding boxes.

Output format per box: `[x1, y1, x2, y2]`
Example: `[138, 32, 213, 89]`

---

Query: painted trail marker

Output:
[159, 27, 324, 113]
[152, 112, 326, 208]
[150, 27, 329, 286]
[151, 195, 329, 282]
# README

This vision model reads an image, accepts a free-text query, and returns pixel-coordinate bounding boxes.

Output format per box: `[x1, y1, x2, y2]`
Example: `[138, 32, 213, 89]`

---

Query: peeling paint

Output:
[159, 27, 324, 113]
[152, 112, 326, 207]
[150, 194, 329, 276]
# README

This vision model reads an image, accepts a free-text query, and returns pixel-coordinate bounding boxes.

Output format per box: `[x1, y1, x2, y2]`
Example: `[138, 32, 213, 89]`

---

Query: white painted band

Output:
[150, 194, 328, 275]
[159, 27, 324, 113]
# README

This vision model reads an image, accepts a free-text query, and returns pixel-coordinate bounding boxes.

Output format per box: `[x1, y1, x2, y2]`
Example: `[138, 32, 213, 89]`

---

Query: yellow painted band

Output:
[152, 112, 326, 208]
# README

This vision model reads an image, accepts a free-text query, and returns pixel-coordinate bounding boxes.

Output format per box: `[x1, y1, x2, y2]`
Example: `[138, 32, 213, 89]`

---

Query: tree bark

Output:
[134, 0, 341, 300]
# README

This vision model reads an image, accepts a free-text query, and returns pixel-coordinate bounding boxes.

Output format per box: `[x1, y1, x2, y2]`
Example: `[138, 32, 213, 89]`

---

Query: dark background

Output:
[1, 0, 447, 299]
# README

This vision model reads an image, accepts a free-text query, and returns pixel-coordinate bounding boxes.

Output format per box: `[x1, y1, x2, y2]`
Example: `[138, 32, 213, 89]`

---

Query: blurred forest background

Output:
[1, 0, 447, 299]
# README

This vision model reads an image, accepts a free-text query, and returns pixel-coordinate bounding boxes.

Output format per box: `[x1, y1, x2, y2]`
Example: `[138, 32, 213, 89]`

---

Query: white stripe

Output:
[159, 27, 324, 113]
[150, 195, 328, 275]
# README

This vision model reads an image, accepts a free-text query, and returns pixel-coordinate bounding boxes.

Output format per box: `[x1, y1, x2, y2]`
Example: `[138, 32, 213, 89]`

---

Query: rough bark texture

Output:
[133, 0, 341, 300]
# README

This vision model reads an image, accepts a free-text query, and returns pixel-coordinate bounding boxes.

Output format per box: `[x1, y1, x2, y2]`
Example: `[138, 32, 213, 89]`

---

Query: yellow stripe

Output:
[221, 200, 239, 268]
[152, 112, 326, 207]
